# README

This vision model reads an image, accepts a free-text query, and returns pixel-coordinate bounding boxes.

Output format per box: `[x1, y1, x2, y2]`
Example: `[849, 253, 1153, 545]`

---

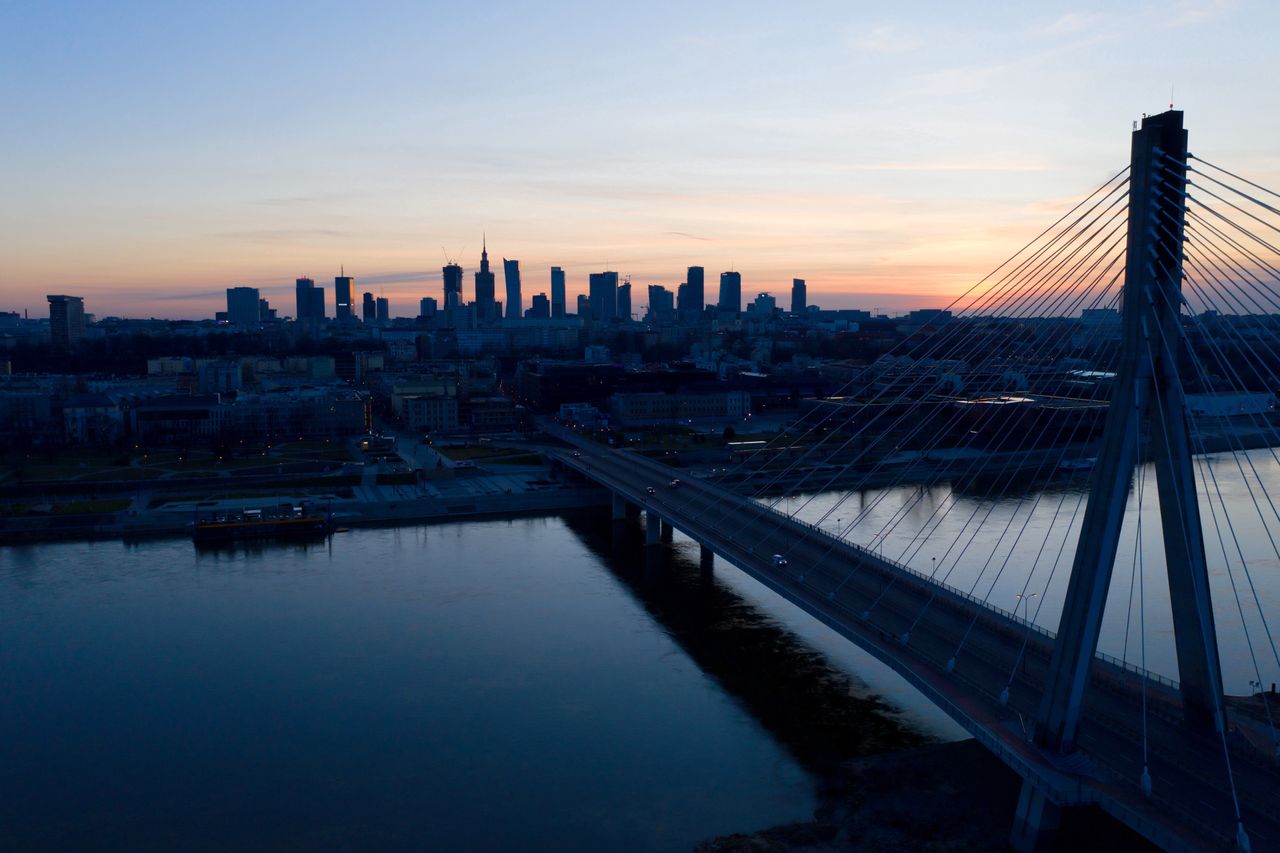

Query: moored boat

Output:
[193, 502, 333, 543]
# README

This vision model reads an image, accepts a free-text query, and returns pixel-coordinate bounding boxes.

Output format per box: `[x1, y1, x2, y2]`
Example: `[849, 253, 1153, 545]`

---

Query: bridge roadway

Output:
[554, 440, 1280, 852]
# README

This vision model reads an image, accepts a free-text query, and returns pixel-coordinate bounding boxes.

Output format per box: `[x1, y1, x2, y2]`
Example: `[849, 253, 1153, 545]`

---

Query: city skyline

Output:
[46, 247, 939, 323]
[6, 1, 1278, 320]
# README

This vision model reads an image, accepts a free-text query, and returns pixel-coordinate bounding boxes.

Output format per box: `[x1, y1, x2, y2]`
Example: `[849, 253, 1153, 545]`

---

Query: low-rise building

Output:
[468, 396, 518, 431]
[405, 395, 460, 433]
[63, 393, 125, 445]
[1186, 391, 1276, 417]
[609, 390, 751, 427]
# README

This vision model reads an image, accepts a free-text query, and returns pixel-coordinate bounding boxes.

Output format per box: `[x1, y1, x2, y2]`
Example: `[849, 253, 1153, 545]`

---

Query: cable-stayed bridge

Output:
[551, 111, 1280, 852]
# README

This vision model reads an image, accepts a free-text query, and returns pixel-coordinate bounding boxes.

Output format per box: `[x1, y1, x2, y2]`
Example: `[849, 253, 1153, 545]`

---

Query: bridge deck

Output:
[556, 439, 1280, 852]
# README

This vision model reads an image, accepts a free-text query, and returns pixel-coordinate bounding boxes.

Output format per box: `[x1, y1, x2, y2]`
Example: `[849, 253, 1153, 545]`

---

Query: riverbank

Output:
[0, 469, 610, 544]
[697, 739, 1156, 852]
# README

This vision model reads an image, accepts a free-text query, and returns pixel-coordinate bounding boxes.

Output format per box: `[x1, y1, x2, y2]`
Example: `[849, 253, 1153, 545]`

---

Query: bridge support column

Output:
[1035, 109, 1225, 752]
[700, 545, 714, 575]
[611, 492, 627, 521]
[661, 521, 673, 543]
[1009, 782, 1061, 853]
[646, 512, 661, 546]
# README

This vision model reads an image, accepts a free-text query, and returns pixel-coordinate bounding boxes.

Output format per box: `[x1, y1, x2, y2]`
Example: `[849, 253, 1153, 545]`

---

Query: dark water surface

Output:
[0, 512, 935, 851]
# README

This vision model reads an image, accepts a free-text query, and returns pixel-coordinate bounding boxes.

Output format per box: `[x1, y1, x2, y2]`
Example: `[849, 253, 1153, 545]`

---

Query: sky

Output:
[4, 0, 1280, 320]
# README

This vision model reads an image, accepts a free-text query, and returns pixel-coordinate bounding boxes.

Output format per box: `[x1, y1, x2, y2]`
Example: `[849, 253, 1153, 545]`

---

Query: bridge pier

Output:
[661, 521, 673, 543]
[1009, 783, 1061, 853]
[646, 512, 661, 546]
[611, 492, 627, 521]
[700, 545, 714, 576]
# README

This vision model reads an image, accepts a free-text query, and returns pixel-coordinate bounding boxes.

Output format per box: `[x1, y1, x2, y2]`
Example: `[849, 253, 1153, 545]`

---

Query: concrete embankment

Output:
[0, 484, 611, 545]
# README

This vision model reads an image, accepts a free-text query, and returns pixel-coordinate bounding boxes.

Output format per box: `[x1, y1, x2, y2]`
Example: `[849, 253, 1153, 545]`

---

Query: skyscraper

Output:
[680, 266, 705, 320]
[504, 258, 522, 320]
[295, 277, 318, 321]
[443, 263, 464, 309]
[647, 285, 675, 323]
[718, 271, 741, 315]
[375, 297, 389, 323]
[226, 286, 260, 325]
[308, 286, 326, 320]
[334, 270, 354, 321]
[419, 297, 438, 319]
[617, 282, 631, 321]
[791, 278, 807, 314]
[47, 294, 85, 350]
[362, 292, 376, 323]
[576, 294, 590, 316]
[474, 239, 496, 321]
[528, 293, 550, 319]
[588, 271, 618, 321]
[550, 266, 566, 317]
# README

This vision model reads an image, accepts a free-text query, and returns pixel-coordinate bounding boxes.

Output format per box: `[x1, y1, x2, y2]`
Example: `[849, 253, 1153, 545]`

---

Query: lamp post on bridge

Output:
[1015, 592, 1038, 623]
[1014, 593, 1039, 678]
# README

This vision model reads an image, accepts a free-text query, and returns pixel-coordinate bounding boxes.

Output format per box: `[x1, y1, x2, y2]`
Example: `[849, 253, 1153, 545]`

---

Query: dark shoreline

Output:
[697, 739, 1158, 853]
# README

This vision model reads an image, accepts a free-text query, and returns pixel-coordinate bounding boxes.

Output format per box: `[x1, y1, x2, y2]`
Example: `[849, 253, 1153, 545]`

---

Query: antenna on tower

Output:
[1169, 83, 1175, 109]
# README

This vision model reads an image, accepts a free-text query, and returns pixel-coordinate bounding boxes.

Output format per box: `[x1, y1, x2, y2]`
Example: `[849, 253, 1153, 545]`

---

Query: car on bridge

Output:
[646, 487, 656, 495]
[772, 554, 789, 569]
[669, 479, 682, 489]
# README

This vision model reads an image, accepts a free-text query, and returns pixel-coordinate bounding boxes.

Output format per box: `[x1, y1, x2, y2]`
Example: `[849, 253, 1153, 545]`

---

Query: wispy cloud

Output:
[252, 193, 353, 207]
[1160, 0, 1238, 28]
[849, 24, 921, 54]
[147, 290, 230, 301]
[903, 61, 1009, 96]
[213, 228, 350, 243]
[834, 160, 1046, 173]
[663, 231, 714, 241]
[358, 270, 440, 285]
[1038, 12, 1108, 37]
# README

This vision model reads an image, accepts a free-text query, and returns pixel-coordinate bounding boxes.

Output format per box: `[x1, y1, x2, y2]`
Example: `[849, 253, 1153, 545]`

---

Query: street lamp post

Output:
[1015, 592, 1039, 623]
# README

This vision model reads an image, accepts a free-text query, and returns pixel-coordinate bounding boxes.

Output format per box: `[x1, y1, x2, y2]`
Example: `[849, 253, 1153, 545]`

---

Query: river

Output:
[0, 511, 948, 851]
[6, 449, 1273, 850]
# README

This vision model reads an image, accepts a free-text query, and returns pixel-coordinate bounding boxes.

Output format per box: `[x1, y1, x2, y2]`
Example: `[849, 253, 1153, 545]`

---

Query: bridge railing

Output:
[762, 502, 1180, 691]
[559, 447, 1180, 691]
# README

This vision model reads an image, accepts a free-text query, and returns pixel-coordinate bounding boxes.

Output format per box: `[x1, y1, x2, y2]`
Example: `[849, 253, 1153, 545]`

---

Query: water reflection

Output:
[0, 517, 832, 851]
[783, 450, 1280, 692]
[563, 511, 927, 771]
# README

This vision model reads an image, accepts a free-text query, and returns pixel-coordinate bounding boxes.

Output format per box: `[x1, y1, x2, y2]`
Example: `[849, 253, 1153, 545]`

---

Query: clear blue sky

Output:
[4, 0, 1277, 318]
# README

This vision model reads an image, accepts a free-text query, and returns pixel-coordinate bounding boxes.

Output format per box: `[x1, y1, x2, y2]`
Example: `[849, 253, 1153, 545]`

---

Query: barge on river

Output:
[193, 502, 333, 544]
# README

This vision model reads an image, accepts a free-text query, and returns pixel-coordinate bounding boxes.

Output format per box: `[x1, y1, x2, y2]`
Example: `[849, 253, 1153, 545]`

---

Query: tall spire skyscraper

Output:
[474, 235, 497, 322]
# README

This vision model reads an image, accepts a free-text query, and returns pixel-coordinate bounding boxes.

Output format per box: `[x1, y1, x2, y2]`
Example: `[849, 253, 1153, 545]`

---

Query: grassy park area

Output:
[0, 439, 359, 485]
[437, 445, 543, 466]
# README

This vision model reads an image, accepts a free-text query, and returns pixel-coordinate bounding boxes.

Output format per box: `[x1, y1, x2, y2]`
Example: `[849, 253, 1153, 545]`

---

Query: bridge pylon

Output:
[1034, 108, 1226, 754]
